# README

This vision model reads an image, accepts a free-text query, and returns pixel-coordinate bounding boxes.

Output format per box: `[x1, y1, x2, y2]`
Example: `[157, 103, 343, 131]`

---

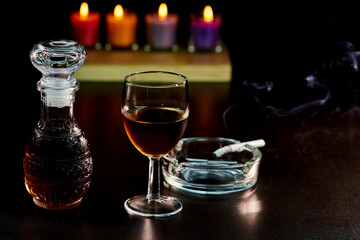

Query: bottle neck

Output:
[37, 87, 79, 134]
[37, 75, 79, 107]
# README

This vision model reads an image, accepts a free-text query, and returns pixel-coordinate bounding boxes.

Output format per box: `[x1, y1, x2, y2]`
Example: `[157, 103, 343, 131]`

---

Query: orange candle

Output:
[106, 5, 138, 48]
[70, 2, 100, 47]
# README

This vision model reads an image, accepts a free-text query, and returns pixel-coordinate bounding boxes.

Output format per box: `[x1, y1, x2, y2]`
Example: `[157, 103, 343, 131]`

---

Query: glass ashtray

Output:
[162, 137, 262, 195]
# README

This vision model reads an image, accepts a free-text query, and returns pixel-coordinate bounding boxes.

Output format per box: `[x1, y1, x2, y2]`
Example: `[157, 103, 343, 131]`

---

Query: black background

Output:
[5, 0, 360, 82]
[5, 0, 359, 123]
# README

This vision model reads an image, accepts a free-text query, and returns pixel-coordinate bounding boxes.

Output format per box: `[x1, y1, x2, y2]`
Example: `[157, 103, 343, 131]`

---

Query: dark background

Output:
[5, 0, 360, 127]
[7, 0, 360, 74]
[2, 0, 360, 228]
[6, 0, 360, 81]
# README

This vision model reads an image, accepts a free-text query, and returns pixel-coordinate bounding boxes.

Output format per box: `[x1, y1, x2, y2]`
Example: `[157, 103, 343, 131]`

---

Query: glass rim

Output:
[124, 71, 188, 88]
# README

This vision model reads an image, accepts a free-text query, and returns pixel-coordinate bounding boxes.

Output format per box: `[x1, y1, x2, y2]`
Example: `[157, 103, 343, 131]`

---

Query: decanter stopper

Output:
[30, 40, 86, 79]
[30, 40, 87, 107]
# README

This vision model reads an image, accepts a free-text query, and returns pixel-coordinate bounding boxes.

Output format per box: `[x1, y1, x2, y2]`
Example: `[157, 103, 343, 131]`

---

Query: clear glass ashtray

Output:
[162, 137, 262, 195]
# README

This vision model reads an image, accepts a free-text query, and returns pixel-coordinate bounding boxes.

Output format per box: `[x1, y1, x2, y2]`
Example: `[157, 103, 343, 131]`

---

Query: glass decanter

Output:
[23, 40, 93, 210]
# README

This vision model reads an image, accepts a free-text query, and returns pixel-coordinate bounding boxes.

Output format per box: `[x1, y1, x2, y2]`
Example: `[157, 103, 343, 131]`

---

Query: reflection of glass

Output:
[237, 191, 262, 227]
[122, 71, 190, 217]
[140, 219, 156, 240]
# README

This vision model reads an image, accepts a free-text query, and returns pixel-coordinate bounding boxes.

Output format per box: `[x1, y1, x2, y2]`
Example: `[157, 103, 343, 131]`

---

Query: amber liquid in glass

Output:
[23, 106, 93, 210]
[122, 106, 188, 157]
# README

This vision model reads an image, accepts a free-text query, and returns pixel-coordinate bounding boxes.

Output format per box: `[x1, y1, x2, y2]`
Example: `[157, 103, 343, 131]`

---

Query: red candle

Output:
[70, 2, 100, 47]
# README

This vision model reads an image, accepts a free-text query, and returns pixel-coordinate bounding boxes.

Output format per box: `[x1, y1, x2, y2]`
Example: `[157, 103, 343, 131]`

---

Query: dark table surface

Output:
[2, 80, 360, 239]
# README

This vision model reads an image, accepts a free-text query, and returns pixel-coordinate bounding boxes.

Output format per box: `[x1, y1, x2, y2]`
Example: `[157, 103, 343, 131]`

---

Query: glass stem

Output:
[146, 157, 161, 201]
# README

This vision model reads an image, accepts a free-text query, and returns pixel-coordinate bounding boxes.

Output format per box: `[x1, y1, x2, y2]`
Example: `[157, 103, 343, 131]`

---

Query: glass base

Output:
[33, 198, 82, 210]
[124, 195, 182, 218]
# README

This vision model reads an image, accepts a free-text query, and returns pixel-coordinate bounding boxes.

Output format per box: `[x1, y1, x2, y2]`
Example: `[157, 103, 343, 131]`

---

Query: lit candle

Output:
[190, 5, 221, 51]
[145, 3, 178, 50]
[70, 2, 100, 47]
[106, 4, 138, 49]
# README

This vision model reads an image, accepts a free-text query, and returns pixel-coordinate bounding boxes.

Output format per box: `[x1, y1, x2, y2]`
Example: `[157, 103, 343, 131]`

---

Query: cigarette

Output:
[185, 158, 238, 165]
[213, 139, 265, 157]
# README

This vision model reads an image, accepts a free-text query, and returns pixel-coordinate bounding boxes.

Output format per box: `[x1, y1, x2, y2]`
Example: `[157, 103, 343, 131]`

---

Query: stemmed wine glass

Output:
[121, 71, 190, 217]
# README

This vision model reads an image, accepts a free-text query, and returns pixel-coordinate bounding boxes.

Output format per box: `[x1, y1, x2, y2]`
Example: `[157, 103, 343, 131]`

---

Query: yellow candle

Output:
[106, 5, 138, 48]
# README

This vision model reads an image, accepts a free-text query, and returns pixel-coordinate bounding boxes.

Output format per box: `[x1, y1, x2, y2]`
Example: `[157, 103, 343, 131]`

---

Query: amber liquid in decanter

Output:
[23, 106, 92, 210]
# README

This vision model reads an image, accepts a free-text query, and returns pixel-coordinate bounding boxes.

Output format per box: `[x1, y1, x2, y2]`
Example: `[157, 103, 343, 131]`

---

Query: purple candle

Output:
[145, 3, 178, 50]
[190, 6, 221, 50]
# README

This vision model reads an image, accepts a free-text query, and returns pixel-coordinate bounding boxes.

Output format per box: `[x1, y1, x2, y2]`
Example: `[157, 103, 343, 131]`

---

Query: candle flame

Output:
[80, 2, 89, 19]
[203, 5, 213, 22]
[158, 3, 168, 20]
[114, 4, 124, 20]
